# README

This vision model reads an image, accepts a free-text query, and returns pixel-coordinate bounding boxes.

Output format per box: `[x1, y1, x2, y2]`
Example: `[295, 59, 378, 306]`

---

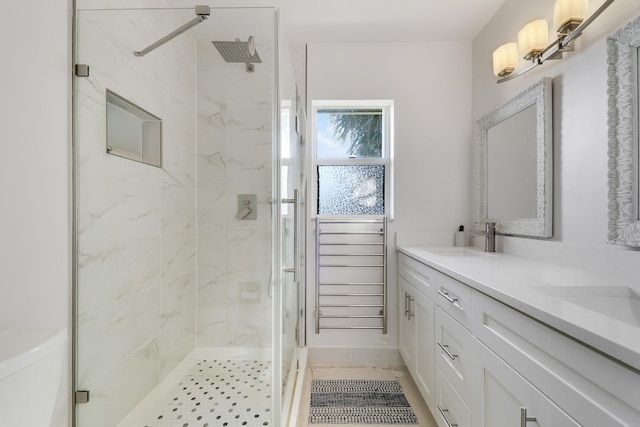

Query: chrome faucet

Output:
[468, 222, 496, 252]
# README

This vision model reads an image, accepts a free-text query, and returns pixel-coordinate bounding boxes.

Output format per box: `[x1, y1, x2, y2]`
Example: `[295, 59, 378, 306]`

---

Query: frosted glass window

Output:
[317, 165, 385, 215]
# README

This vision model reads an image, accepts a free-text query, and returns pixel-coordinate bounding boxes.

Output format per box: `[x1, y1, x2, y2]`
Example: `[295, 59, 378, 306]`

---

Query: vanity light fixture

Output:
[495, 0, 615, 83]
[518, 19, 549, 61]
[492, 42, 519, 77]
[554, 0, 589, 35]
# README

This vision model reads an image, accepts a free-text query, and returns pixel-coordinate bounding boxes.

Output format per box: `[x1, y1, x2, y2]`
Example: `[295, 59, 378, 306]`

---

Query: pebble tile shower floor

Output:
[144, 360, 272, 427]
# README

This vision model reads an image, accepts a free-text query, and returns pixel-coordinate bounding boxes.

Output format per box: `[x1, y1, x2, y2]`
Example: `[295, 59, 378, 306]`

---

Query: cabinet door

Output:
[398, 276, 416, 371]
[473, 339, 580, 427]
[412, 289, 435, 412]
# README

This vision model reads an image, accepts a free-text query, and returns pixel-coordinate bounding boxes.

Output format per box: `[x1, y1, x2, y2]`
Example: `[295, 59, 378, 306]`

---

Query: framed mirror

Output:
[607, 16, 640, 247]
[476, 77, 553, 238]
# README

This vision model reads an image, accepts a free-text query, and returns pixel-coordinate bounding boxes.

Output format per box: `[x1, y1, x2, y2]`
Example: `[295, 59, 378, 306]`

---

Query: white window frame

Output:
[311, 100, 394, 219]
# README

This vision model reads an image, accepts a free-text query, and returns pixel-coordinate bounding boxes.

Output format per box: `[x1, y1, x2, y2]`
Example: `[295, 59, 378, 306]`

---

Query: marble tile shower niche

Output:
[75, 8, 277, 426]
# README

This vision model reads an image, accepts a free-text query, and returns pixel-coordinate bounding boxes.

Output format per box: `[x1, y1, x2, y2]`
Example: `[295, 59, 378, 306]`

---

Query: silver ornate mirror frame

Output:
[607, 16, 640, 247]
[476, 77, 553, 238]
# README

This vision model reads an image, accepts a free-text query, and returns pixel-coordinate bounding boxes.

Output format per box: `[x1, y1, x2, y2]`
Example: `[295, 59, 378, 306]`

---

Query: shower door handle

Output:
[281, 189, 299, 283]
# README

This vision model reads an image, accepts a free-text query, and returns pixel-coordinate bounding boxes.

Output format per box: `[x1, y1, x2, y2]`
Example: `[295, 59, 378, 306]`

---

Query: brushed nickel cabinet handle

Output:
[438, 290, 459, 304]
[437, 405, 458, 427]
[404, 292, 409, 318]
[438, 341, 459, 360]
[407, 295, 415, 320]
[521, 407, 537, 427]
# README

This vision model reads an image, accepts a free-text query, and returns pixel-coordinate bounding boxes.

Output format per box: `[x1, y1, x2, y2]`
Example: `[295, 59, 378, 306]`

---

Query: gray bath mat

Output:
[309, 380, 418, 424]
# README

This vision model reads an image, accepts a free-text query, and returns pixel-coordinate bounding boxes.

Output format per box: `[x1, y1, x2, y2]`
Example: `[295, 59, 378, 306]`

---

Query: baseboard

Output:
[307, 347, 404, 366]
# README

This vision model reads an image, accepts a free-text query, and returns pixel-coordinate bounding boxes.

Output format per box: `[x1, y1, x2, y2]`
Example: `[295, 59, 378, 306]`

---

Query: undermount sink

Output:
[426, 247, 496, 257]
[532, 286, 640, 327]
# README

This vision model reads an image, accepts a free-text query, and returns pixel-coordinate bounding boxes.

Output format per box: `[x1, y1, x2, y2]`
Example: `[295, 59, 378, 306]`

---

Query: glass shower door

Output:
[74, 6, 279, 426]
[279, 52, 303, 421]
[279, 132, 298, 412]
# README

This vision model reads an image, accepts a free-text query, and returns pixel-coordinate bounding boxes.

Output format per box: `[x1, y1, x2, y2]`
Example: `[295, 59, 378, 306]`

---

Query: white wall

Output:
[473, 0, 640, 281]
[305, 42, 472, 357]
[0, 0, 70, 331]
[0, 1, 71, 426]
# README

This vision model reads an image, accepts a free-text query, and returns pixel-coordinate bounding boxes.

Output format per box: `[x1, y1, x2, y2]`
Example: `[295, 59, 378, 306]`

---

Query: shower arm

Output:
[134, 5, 210, 57]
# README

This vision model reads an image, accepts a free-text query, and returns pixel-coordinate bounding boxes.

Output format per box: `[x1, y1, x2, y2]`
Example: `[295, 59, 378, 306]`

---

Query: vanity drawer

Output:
[398, 253, 437, 299]
[435, 307, 474, 406]
[434, 366, 472, 427]
[435, 273, 472, 330]
[473, 290, 640, 427]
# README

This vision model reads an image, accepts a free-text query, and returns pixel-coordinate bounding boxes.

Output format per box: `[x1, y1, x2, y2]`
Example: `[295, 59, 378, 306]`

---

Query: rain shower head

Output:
[212, 36, 262, 72]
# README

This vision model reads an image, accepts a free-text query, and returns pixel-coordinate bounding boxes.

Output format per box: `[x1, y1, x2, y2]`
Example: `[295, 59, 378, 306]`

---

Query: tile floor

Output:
[140, 361, 436, 427]
[143, 359, 272, 427]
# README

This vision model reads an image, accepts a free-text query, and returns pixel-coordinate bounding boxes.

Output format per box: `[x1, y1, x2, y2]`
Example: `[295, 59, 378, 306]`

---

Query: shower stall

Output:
[73, 6, 304, 426]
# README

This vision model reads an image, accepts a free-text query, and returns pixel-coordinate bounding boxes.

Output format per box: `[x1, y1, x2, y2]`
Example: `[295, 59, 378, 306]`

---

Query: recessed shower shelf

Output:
[105, 90, 162, 168]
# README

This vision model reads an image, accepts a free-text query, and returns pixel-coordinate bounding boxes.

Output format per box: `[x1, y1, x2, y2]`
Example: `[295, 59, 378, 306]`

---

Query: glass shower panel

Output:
[278, 29, 306, 423]
[280, 101, 298, 420]
[75, 7, 278, 427]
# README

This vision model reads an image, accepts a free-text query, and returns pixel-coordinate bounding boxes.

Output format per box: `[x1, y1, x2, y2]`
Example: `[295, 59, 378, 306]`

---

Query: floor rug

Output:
[309, 380, 418, 425]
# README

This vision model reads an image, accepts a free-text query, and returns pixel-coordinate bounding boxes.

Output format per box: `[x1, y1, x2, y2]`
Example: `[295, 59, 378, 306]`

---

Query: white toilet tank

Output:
[0, 328, 67, 427]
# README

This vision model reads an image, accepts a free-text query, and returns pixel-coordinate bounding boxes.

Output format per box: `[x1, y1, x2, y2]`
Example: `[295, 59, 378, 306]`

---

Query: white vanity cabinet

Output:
[396, 247, 640, 427]
[473, 290, 640, 427]
[398, 253, 475, 426]
[398, 254, 437, 412]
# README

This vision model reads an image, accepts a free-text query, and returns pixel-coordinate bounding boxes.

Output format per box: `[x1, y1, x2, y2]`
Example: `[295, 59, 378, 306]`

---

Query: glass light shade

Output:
[518, 19, 549, 59]
[554, 0, 588, 33]
[492, 42, 518, 77]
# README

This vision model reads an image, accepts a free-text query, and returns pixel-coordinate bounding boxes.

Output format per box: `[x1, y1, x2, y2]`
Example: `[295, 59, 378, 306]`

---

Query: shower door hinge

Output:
[75, 64, 90, 77]
[75, 390, 90, 404]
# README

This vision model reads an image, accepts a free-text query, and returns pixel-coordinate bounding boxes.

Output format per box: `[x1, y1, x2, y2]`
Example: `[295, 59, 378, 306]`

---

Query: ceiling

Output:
[210, 0, 507, 43]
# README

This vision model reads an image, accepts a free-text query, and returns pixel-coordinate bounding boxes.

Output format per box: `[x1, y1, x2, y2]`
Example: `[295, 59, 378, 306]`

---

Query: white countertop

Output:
[396, 246, 640, 372]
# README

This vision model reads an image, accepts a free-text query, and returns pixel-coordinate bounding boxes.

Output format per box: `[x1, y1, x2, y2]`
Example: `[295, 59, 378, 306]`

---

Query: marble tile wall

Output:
[195, 41, 274, 351]
[76, 9, 197, 427]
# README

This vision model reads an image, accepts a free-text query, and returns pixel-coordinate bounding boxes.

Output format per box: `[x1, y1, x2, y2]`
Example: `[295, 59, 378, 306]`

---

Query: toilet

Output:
[0, 328, 67, 427]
